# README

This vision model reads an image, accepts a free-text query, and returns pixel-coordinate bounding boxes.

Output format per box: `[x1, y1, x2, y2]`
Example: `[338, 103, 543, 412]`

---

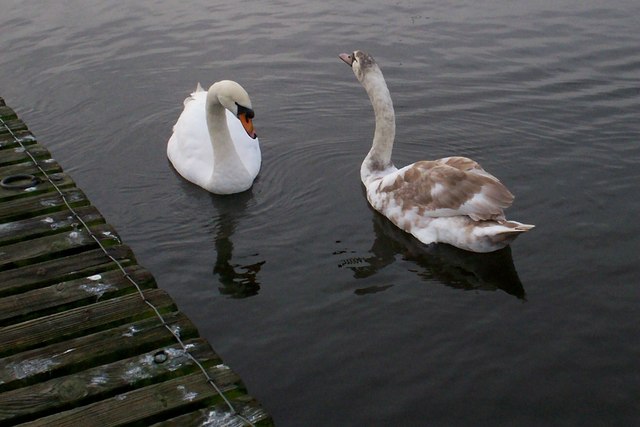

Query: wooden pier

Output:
[0, 97, 272, 426]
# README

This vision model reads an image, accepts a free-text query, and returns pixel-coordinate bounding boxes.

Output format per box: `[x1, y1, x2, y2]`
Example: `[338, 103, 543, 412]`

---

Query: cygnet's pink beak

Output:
[339, 53, 354, 66]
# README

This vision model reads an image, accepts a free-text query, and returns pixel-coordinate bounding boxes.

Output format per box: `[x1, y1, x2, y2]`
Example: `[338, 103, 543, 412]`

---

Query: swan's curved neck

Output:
[205, 89, 242, 174]
[362, 70, 396, 173]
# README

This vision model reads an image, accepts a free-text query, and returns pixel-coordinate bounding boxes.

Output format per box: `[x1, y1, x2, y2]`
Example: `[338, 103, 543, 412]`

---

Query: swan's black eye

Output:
[236, 103, 255, 119]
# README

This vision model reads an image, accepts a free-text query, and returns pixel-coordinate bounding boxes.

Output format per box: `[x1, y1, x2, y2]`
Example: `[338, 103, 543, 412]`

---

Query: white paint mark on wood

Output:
[202, 409, 244, 427]
[7, 358, 58, 379]
[122, 325, 140, 337]
[40, 199, 58, 207]
[177, 384, 198, 402]
[170, 325, 181, 337]
[80, 282, 115, 298]
[5, 347, 76, 379]
[90, 374, 109, 386]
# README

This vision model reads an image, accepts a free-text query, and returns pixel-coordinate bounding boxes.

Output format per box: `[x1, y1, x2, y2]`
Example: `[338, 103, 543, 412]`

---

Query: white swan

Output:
[339, 51, 534, 253]
[167, 80, 261, 194]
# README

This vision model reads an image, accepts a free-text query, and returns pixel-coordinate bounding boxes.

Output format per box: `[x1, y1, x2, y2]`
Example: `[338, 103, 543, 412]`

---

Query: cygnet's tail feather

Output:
[499, 221, 535, 234]
[484, 221, 534, 248]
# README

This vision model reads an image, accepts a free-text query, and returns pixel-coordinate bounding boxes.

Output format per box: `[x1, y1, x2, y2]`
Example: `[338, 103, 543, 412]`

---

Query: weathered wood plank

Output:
[0, 245, 135, 297]
[20, 371, 245, 427]
[0, 205, 103, 246]
[0, 265, 154, 326]
[0, 157, 61, 177]
[0, 288, 176, 357]
[0, 338, 220, 425]
[0, 222, 120, 271]
[0, 130, 37, 148]
[0, 172, 75, 202]
[149, 397, 273, 427]
[0, 118, 27, 134]
[0, 143, 51, 167]
[0, 311, 197, 391]
[0, 187, 88, 223]
[0, 106, 17, 120]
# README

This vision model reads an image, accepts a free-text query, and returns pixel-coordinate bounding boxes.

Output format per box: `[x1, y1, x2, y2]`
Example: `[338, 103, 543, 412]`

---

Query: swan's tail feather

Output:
[183, 83, 206, 106]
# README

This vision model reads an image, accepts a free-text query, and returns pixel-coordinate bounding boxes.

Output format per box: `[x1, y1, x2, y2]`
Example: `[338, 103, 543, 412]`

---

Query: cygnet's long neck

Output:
[362, 69, 396, 175]
[206, 88, 243, 176]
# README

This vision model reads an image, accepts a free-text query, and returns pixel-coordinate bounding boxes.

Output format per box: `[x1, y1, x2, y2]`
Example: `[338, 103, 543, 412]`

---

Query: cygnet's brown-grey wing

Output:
[375, 157, 514, 221]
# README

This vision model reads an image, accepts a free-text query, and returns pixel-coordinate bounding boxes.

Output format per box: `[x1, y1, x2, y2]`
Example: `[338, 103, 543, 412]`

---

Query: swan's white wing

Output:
[225, 109, 261, 179]
[374, 156, 513, 221]
[167, 90, 213, 188]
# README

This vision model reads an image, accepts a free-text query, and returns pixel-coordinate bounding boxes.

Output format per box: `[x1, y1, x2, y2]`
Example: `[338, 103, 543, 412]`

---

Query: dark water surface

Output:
[2, 1, 639, 425]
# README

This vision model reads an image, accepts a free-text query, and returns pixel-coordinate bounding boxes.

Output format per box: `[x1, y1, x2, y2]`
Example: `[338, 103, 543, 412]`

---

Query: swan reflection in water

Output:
[209, 190, 264, 298]
[339, 208, 526, 299]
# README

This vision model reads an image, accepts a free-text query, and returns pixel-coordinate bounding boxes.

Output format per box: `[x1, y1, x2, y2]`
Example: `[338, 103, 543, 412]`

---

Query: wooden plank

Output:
[20, 371, 245, 427]
[0, 311, 197, 391]
[0, 288, 176, 357]
[0, 118, 26, 134]
[0, 222, 120, 271]
[0, 338, 220, 425]
[0, 106, 17, 120]
[0, 130, 37, 149]
[0, 187, 88, 223]
[0, 172, 75, 202]
[0, 205, 103, 246]
[0, 265, 154, 326]
[0, 158, 61, 177]
[149, 397, 272, 427]
[0, 143, 51, 167]
[0, 245, 135, 297]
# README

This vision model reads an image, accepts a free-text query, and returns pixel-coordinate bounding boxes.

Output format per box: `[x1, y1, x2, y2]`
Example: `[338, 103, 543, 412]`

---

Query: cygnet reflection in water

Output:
[338, 207, 526, 299]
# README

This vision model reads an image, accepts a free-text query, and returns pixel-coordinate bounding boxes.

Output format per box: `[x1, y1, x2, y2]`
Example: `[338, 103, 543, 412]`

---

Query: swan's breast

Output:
[224, 109, 261, 178]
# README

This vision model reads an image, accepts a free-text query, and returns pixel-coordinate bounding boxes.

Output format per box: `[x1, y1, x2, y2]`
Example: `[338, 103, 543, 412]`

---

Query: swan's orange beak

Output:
[238, 112, 257, 139]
